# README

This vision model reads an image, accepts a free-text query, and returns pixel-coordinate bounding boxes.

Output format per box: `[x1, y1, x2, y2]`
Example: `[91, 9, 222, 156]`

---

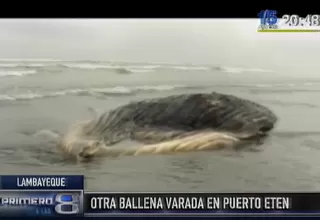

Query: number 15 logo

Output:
[258, 10, 278, 25]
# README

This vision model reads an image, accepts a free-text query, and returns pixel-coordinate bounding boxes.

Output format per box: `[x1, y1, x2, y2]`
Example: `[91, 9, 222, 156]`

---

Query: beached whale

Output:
[56, 92, 277, 161]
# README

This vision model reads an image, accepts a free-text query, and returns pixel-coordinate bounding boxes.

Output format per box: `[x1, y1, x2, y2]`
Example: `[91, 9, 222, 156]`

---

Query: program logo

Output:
[55, 193, 80, 215]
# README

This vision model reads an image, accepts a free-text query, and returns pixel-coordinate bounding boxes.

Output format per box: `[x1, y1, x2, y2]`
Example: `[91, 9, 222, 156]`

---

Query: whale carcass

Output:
[57, 92, 277, 161]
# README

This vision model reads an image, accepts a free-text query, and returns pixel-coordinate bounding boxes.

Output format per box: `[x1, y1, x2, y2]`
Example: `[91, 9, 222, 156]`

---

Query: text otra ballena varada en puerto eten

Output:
[89, 196, 291, 211]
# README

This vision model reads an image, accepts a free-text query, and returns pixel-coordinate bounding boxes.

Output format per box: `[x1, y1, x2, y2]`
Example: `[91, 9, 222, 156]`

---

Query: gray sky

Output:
[0, 19, 319, 70]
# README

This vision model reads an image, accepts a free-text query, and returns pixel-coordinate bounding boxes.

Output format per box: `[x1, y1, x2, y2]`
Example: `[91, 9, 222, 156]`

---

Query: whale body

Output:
[57, 92, 277, 161]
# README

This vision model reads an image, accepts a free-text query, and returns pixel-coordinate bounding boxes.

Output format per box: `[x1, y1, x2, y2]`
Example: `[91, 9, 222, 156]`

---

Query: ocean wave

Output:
[62, 63, 119, 69]
[0, 85, 200, 101]
[0, 70, 37, 77]
[0, 61, 211, 72]
[0, 59, 279, 75]
[254, 83, 296, 88]
[0, 63, 46, 68]
[126, 65, 161, 69]
[302, 82, 320, 86]
[113, 67, 156, 74]
[219, 66, 274, 74]
[60, 63, 210, 73]
[129, 69, 152, 73]
[135, 85, 192, 91]
[172, 66, 210, 71]
[260, 99, 318, 108]
[249, 89, 320, 94]
[0, 64, 20, 68]
[58, 64, 157, 73]
[0, 63, 155, 74]
[230, 82, 320, 89]
[239, 82, 320, 90]
[60, 63, 209, 72]
[0, 59, 61, 62]
[273, 131, 320, 138]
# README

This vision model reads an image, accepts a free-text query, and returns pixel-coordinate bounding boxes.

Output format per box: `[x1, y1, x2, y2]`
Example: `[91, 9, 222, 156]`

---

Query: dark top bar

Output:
[2, 7, 319, 19]
[0, 175, 84, 190]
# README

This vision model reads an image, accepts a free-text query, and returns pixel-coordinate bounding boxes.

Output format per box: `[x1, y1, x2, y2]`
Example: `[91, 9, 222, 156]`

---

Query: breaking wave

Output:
[219, 66, 274, 74]
[171, 66, 210, 71]
[0, 63, 45, 68]
[61, 63, 121, 69]
[0, 85, 201, 101]
[3, 81, 318, 102]
[0, 61, 212, 73]
[0, 59, 61, 62]
[57, 63, 211, 73]
[0, 60, 277, 75]
[0, 70, 37, 77]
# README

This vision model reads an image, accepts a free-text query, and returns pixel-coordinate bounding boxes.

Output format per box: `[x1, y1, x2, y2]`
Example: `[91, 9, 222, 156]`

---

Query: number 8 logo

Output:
[55, 194, 79, 214]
